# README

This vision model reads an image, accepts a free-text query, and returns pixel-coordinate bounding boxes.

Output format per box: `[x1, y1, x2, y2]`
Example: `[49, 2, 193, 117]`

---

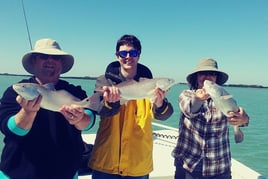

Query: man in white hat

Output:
[172, 58, 249, 179]
[0, 38, 95, 178]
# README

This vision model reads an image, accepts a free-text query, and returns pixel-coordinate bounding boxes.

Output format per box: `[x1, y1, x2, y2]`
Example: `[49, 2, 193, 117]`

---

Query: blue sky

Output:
[0, 0, 267, 86]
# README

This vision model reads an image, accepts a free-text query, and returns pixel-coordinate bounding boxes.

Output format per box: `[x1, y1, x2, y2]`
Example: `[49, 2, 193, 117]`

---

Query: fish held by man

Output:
[97, 77, 177, 104]
[203, 80, 244, 143]
[12, 83, 100, 112]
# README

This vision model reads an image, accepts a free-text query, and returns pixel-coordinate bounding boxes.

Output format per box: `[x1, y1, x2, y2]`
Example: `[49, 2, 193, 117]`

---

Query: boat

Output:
[14, 2, 266, 178]
[79, 122, 265, 179]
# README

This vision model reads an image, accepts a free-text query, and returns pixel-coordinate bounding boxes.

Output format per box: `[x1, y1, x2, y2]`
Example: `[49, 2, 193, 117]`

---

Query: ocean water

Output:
[0, 75, 267, 177]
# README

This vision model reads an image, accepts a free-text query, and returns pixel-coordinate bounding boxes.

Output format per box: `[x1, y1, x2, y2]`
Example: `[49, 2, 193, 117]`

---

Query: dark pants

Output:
[92, 170, 149, 179]
[174, 166, 231, 179]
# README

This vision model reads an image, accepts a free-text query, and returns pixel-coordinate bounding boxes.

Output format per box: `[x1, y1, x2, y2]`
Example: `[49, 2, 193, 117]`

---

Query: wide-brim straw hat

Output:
[22, 38, 74, 74]
[186, 58, 229, 85]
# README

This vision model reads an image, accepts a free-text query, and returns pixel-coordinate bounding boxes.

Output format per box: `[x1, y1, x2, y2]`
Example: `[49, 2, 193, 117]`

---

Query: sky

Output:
[0, 0, 267, 86]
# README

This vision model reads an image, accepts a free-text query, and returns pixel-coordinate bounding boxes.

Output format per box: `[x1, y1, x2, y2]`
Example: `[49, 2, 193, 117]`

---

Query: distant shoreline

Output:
[1, 73, 267, 89]
[0, 73, 97, 80]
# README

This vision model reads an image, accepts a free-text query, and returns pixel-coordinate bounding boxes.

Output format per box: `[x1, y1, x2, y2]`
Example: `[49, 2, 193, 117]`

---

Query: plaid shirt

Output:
[172, 90, 231, 177]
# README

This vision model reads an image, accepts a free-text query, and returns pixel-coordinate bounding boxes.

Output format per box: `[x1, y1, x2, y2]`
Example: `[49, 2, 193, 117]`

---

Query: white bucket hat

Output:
[22, 38, 74, 74]
[187, 58, 229, 85]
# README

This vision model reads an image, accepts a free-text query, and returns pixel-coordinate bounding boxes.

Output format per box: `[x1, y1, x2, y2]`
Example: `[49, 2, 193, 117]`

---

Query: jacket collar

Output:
[105, 61, 153, 84]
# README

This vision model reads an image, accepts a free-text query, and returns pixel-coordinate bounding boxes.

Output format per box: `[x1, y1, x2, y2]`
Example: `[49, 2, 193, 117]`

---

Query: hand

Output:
[195, 88, 210, 101]
[16, 95, 42, 113]
[102, 86, 120, 103]
[154, 88, 168, 108]
[15, 95, 42, 130]
[59, 104, 85, 125]
[227, 107, 249, 126]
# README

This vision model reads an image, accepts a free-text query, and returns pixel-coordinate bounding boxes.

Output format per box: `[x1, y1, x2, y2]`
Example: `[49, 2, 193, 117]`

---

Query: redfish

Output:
[13, 83, 100, 112]
[203, 80, 244, 143]
[97, 77, 176, 104]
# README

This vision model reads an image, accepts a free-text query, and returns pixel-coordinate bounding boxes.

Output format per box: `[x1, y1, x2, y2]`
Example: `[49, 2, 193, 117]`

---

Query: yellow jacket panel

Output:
[89, 99, 154, 176]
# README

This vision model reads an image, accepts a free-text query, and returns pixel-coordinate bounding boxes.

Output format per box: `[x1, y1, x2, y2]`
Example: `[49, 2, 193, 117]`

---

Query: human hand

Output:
[195, 88, 210, 101]
[59, 104, 85, 125]
[16, 95, 42, 113]
[154, 88, 168, 108]
[227, 107, 249, 126]
[15, 95, 42, 130]
[102, 86, 120, 103]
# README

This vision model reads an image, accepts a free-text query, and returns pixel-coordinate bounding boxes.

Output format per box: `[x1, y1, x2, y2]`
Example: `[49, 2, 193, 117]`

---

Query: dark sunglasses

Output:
[198, 71, 218, 76]
[116, 50, 139, 58]
[35, 54, 62, 61]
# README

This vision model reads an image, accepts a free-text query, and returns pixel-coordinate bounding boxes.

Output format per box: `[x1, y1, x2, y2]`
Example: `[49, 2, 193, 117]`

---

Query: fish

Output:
[12, 83, 100, 112]
[97, 77, 177, 104]
[117, 77, 176, 104]
[203, 80, 244, 143]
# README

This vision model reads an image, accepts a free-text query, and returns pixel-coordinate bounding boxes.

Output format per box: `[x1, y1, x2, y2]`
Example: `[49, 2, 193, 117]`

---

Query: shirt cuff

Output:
[7, 116, 30, 136]
[82, 109, 95, 131]
[0, 170, 9, 179]
[154, 98, 169, 114]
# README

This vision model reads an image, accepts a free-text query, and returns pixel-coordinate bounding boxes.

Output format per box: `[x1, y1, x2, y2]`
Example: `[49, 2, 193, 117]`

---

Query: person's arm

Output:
[153, 98, 174, 120]
[14, 95, 42, 130]
[179, 89, 205, 118]
[153, 88, 174, 120]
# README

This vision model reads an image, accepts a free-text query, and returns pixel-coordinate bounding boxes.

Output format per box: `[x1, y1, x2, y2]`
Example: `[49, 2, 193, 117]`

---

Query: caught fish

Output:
[13, 83, 100, 112]
[203, 80, 244, 143]
[97, 77, 176, 104]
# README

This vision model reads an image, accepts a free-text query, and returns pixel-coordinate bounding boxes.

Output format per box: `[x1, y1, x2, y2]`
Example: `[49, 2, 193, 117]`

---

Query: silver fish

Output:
[13, 83, 100, 112]
[203, 80, 244, 143]
[100, 78, 176, 104]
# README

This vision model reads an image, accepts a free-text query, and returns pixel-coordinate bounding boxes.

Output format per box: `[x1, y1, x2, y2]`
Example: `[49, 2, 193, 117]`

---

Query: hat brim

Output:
[187, 69, 228, 85]
[22, 49, 74, 74]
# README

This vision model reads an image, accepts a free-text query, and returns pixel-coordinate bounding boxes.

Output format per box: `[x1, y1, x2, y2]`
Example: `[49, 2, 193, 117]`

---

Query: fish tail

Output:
[85, 93, 101, 112]
[234, 126, 244, 143]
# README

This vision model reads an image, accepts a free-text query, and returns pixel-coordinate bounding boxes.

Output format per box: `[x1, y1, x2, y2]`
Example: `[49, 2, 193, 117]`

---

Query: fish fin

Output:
[120, 98, 128, 105]
[149, 96, 157, 103]
[148, 90, 157, 103]
[220, 95, 233, 100]
[139, 77, 150, 82]
[116, 80, 138, 88]
[42, 83, 56, 90]
[83, 93, 101, 111]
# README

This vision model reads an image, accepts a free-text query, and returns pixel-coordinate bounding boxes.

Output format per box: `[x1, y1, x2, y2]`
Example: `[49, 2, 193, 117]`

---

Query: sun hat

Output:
[22, 38, 74, 74]
[186, 58, 229, 85]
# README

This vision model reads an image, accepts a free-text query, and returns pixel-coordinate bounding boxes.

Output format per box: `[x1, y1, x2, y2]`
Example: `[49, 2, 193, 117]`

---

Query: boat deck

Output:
[79, 123, 264, 179]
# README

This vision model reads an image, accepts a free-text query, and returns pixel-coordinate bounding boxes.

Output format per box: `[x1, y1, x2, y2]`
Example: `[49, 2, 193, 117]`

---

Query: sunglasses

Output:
[117, 50, 139, 58]
[198, 71, 218, 76]
[35, 54, 62, 61]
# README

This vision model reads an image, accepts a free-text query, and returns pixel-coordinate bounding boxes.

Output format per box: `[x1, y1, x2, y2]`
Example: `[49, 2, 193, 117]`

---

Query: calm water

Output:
[0, 75, 267, 177]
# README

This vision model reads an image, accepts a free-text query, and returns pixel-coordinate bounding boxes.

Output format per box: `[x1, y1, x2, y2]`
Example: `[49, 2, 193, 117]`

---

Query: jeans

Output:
[92, 170, 149, 179]
[174, 166, 231, 179]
